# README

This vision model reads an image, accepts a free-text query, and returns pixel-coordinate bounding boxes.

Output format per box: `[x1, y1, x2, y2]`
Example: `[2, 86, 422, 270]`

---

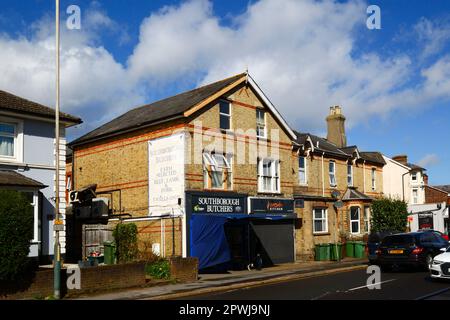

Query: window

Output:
[299, 156, 307, 185]
[329, 161, 336, 187]
[411, 172, 417, 183]
[256, 109, 266, 138]
[0, 123, 15, 157]
[0, 118, 23, 162]
[364, 206, 371, 234]
[219, 100, 231, 131]
[258, 158, 280, 193]
[347, 164, 353, 186]
[203, 152, 232, 190]
[313, 208, 328, 233]
[350, 206, 360, 234]
[413, 189, 419, 204]
[371, 168, 376, 191]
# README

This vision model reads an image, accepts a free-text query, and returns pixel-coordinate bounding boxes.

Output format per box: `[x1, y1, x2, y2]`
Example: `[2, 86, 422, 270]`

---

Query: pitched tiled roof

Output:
[359, 152, 386, 165]
[342, 187, 372, 201]
[407, 163, 425, 171]
[0, 170, 47, 189]
[433, 185, 450, 194]
[0, 90, 82, 124]
[70, 73, 246, 146]
[294, 131, 350, 158]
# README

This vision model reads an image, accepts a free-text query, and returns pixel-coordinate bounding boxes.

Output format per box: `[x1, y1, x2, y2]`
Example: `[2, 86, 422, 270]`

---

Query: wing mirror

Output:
[440, 248, 447, 253]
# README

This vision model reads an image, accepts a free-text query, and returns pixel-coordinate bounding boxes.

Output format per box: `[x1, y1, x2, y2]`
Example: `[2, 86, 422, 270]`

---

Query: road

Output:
[186, 268, 450, 300]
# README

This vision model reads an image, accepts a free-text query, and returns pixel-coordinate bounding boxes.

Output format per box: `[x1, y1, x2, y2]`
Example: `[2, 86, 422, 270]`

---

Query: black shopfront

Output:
[186, 191, 295, 271]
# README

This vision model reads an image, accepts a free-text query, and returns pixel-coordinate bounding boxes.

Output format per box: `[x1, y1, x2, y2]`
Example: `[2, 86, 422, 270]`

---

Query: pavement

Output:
[73, 257, 368, 300]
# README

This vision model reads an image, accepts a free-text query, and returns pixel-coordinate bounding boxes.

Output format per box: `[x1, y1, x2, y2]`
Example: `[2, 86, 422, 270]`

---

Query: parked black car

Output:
[377, 231, 449, 271]
[367, 231, 400, 265]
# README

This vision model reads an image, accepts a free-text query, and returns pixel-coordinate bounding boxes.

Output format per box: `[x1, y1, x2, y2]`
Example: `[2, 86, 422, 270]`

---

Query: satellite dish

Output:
[334, 200, 344, 209]
[331, 190, 341, 199]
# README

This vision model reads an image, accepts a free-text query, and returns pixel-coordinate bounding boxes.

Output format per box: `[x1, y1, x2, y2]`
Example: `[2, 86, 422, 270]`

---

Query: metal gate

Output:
[82, 224, 113, 258]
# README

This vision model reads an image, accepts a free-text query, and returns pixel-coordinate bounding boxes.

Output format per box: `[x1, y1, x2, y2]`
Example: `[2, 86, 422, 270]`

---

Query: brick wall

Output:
[425, 186, 448, 204]
[169, 256, 198, 282]
[0, 262, 146, 300]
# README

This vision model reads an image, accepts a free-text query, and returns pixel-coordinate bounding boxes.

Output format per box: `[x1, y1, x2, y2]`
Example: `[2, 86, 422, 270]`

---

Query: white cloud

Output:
[414, 17, 450, 59]
[418, 154, 440, 168]
[1, 0, 450, 139]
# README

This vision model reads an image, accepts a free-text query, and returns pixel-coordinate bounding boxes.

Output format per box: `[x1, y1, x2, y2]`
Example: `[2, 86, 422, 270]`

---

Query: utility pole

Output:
[53, 0, 62, 299]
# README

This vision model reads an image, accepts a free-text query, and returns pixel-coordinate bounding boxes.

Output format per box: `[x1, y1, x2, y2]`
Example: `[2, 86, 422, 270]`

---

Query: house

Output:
[0, 90, 82, 263]
[68, 73, 298, 269]
[292, 106, 385, 260]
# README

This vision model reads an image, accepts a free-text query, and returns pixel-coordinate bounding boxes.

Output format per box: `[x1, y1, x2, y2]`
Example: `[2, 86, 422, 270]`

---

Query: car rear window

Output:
[382, 235, 416, 246]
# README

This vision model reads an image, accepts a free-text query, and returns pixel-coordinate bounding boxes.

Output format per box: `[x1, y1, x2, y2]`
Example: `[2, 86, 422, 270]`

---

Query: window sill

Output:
[257, 191, 282, 196]
[313, 232, 330, 236]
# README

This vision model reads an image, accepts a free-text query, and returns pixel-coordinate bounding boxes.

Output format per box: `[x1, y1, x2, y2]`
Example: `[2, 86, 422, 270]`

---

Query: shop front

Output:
[186, 192, 295, 270]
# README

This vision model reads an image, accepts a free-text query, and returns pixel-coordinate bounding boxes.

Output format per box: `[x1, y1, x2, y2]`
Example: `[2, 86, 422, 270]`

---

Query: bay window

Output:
[350, 206, 360, 234]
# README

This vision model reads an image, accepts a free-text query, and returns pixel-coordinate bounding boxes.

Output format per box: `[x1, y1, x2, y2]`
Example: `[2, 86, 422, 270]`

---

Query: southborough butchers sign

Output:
[188, 193, 247, 215]
[250, 198, 294, 215]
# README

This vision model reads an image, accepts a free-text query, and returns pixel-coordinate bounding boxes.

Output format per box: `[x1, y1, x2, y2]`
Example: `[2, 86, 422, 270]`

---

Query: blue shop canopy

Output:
[190, 213, 294, 269]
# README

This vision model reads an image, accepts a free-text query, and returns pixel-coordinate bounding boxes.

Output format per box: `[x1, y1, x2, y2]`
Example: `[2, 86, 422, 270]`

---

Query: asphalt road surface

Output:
[187, 267, 450, 300]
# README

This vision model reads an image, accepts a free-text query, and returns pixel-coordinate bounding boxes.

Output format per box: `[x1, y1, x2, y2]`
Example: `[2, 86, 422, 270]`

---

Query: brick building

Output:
[292, 106, 385, 260]
[68, 73, 298, 269]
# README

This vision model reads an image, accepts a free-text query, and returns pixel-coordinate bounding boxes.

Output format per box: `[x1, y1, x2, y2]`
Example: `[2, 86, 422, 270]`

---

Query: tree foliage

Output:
[113, 223, 138, 263]
[0, 190, 34, 281]
[371, 198, 409, 233]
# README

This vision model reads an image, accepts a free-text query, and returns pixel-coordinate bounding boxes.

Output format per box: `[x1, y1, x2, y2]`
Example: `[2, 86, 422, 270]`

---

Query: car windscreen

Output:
[381, 235, 416, 246]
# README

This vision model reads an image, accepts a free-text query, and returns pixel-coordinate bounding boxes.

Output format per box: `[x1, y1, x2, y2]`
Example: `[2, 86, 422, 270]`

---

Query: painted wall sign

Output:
[148, 133, 185, 216]
[190, 193, 247, 215]
[250, 198, 294, 215]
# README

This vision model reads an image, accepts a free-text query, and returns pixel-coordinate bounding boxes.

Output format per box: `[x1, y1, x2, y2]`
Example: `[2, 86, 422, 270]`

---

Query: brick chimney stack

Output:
[392, 155, 408, 166]
[423, 174, 429, 185]
[326, 106, 347, 148]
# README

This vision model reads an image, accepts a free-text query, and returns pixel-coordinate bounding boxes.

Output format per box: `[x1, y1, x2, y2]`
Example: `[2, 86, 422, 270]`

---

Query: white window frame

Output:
[329, 161, 337, 187]
[219, 100, 232, 131]
[313, 208, 328, 234]
[347, 163, 353, 187]
[364, 206, 371, 234]
[299, 156, 307, 185]
[203, 151, 233, 190]
[258, 158, 280, 193]
[412, 188, 418, 204]
[350, 206, 361, 234]
[256, 109, 266, 139]
[411, 172, 418, 184]
[371, 168, 376, 191]
[0, 116, 24, 163]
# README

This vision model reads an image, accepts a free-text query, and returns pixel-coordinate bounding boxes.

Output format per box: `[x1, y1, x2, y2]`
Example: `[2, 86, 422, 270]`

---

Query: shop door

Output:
[250, 219, 294, 265]
[224, 220, 250, 270]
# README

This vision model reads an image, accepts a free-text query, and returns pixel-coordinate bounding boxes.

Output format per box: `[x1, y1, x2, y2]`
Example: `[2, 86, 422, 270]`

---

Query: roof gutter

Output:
[68, 114, 185, 148]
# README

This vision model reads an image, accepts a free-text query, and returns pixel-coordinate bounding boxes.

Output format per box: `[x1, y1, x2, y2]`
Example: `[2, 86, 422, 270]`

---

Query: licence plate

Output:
[389, 249, 404, 254]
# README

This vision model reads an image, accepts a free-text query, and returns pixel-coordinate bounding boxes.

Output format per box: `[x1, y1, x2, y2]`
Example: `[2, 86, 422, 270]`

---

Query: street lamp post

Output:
[53, 0, 62, 299]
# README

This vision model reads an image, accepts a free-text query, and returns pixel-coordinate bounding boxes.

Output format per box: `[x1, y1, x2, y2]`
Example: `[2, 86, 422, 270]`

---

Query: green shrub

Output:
[0, 190, 34, 281]
[371, 198, 409, 233]
[112, 223, 138, 263]
[145, 259, 170, 280]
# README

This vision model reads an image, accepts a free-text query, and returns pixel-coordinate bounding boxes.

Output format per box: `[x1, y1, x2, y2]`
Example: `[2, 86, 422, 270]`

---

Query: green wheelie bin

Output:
[330, 243, 343, 261]
[321, 243, 331, 261]
[353, 241, 365, 258]
[103, 241, 117, 265]
[345, 241, 355, 258]
[315, 244, 323, 261]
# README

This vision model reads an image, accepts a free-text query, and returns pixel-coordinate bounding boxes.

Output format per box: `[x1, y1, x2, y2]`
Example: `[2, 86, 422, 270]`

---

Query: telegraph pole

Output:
[54, 0, 62, 299]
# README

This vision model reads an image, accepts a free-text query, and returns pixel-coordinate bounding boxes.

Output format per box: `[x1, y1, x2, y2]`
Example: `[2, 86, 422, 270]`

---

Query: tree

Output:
[113, 223, 138, 263]
[370, 198, 409, 233]
[0, 190, 34, 281]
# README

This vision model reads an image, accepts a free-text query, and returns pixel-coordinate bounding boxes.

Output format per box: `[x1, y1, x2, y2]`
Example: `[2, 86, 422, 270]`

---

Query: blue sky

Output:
[0, 0, 450, 184]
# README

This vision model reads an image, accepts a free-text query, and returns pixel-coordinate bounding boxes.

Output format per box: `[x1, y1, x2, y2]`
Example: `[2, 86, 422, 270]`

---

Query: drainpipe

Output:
[363, 160, 366, 193]
[321, 152, 325, 197]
